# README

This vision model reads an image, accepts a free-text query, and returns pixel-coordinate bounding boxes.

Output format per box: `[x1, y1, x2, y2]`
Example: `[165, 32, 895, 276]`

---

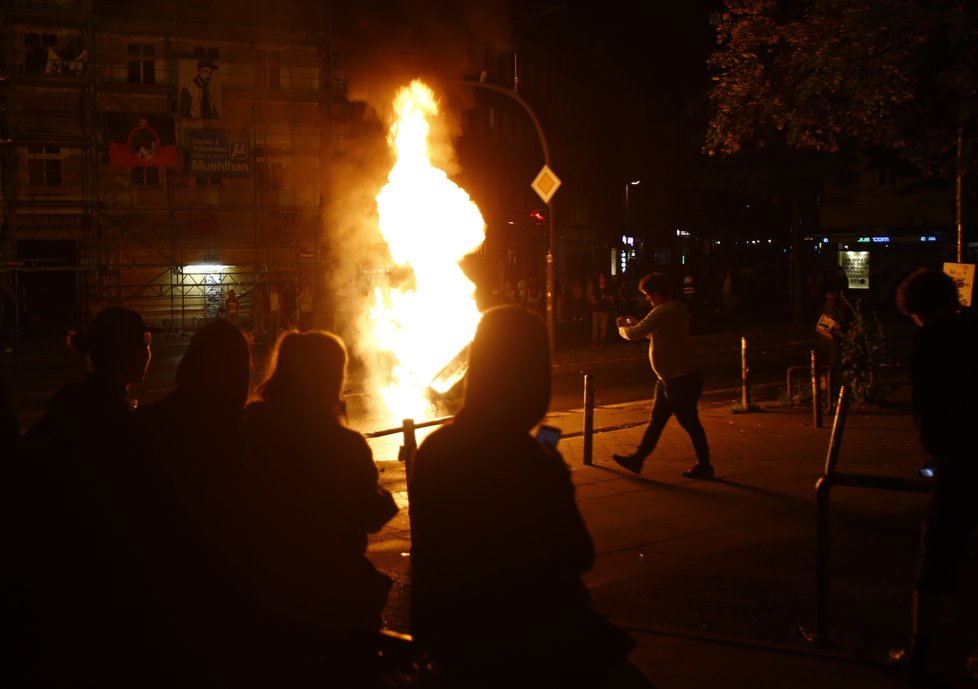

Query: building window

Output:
[256, 49, 281, 89]
[195, 175, 222, 187]
[193, 46, 220, 61]
[255, 146, 283, 188]
[127, 43, 156, 84]
[131, 167, 160, 187]
[27, 146, 63, 188]
[877, 167, 898, 187]
[24, 32, 58, 73]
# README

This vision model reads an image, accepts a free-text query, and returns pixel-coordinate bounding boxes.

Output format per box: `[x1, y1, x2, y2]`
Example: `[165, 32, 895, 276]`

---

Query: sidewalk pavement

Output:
[367, 389, 978, 689]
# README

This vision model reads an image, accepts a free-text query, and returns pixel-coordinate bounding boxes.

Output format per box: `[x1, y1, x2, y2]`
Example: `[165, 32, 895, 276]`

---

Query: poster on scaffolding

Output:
[943, 262, 975, 307]
[185, 130, 252, 178]
[106, 112, 177, 167]
[178, 58, 222, 119]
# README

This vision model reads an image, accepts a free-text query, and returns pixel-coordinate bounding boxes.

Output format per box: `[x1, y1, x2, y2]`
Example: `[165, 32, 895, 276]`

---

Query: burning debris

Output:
[366, 80, 485, 422]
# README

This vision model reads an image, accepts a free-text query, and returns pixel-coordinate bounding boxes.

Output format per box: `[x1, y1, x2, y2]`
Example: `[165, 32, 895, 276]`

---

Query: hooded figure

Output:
[17, 307, 158, 685]
[134, 317, 252, 683]
[234, 329, 397, 683]
[409, 306, 636, 688]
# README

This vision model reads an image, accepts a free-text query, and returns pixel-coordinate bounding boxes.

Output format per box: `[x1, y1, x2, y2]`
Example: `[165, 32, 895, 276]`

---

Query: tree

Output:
[705, 0, 978, 261]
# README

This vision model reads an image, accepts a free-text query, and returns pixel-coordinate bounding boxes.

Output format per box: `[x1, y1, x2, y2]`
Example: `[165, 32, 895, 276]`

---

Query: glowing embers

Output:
[370, 80, 485, 421]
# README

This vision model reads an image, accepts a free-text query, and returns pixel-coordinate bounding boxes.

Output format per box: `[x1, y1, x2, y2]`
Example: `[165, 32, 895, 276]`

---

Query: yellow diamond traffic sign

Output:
[531, 165, 561, 205]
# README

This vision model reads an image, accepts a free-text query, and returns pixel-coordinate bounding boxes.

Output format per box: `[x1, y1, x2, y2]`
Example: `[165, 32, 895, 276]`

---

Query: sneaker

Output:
[682, 464, 714, 479]
[612, 453, 644, 474]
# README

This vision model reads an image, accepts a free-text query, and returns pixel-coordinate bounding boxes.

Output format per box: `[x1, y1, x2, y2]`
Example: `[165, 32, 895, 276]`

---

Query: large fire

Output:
[369, 80, 485, 421]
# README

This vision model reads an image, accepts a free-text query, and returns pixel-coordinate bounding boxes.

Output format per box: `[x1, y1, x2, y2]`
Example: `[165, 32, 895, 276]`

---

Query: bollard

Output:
[398, 418, 418, 486]
[811, 349, 822, 428]
[583, 373, 595, 465]
[825, 366, 835, 414]
[741, 336, 751, 410]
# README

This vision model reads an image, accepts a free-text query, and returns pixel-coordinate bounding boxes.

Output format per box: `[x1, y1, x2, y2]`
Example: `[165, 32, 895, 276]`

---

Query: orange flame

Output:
[369, 80, 485, 421]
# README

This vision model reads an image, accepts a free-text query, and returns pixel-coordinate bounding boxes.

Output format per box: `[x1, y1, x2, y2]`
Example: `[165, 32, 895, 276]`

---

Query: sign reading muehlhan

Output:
[192, 159, 251, 173]
[186, 130, 252, 178]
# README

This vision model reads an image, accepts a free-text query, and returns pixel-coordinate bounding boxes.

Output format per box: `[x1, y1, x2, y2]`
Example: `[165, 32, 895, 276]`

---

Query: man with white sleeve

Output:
[612, 272, 713, 479]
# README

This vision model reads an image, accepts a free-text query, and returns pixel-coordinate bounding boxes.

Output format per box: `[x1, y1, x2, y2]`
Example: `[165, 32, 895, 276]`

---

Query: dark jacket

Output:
[234, 400, 397, 644]
[409, 410, 633, 684]
[18, 372, 151, 684]
[908, 307, 978, 476]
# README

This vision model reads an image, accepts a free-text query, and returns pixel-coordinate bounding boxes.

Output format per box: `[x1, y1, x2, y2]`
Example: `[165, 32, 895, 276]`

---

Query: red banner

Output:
[106, 112, 177, 167]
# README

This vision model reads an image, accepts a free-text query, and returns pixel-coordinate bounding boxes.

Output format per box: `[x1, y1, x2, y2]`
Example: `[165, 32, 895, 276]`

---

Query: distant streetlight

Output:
[625, 179, 641, 232]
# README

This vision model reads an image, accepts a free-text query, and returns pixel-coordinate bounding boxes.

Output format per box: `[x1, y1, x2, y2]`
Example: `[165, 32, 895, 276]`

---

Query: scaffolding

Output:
[0, 0, 347, 335]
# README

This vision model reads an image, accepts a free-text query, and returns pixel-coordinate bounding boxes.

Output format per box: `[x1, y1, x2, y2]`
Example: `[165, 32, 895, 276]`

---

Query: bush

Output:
[839, 296, 891, 405]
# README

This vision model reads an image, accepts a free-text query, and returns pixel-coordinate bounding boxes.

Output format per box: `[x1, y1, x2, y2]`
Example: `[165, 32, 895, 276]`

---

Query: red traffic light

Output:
[529, 209, 545, 225]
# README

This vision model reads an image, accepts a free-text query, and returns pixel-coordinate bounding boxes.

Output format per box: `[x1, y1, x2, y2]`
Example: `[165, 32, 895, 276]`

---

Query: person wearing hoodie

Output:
[409, 305, 647, 688]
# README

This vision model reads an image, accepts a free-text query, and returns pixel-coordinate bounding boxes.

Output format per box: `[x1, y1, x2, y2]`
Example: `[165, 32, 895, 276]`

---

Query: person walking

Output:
[611, 273, 713, 479]
[409, 305, 649, 688]
[889, 267, 978, 681]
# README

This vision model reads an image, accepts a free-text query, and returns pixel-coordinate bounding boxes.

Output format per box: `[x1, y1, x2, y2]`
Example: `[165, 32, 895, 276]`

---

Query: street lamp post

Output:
[625, 179, 640, 233]
[461, 79, 557, 356]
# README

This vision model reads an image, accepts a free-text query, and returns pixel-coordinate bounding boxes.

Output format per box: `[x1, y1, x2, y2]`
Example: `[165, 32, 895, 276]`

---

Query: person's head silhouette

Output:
[175, 318, 251, 413]
[462, 305, 550, 431]
[69, 306, 159, 387]
[258, 330, 347, 415]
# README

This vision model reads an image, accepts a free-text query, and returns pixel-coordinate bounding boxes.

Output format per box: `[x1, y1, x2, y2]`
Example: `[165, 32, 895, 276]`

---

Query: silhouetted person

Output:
[0, 288, 16, 351]
[409, 306, 646, 688]
[0, 368, 17, 458]
[17, 306, 160, 687]
[889, 268, 978, 680]
[251, 283, 267, 340]
[235, 329, 398, 683]
[224, 287, 240, 326]
[612, 273, 712, 479]
[134, 318, 252, 683]
[816, 288, 853, 367]
[588, 273, 616, 346]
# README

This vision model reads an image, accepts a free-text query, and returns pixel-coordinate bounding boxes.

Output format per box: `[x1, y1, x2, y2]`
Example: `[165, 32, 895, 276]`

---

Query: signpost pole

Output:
[462, 80, 559, 356]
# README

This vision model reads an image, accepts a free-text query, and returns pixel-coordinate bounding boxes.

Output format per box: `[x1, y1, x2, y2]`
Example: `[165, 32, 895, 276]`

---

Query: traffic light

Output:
[529, 209, 545, 226]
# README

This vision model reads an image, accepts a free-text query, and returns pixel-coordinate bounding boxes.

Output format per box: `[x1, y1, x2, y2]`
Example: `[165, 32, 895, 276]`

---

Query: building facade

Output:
[1, 0, 348, 334]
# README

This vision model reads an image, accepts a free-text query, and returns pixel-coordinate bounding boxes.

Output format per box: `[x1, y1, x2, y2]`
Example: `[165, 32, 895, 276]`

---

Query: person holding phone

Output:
[409, 306, 651, 688]
[889, 267, 978, 681]
[536, 424, 561, 449]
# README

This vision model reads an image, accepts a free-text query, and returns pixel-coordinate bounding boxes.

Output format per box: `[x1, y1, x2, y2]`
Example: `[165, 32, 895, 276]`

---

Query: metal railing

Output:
[362, 369, 638, 475]
[787, 355, 906, 428]
[364, 415, 454, 485]
[813, 385, 932, 647]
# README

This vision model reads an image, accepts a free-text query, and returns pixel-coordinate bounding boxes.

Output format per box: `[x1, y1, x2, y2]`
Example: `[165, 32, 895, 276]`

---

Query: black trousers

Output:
[637, 370, 710, 463]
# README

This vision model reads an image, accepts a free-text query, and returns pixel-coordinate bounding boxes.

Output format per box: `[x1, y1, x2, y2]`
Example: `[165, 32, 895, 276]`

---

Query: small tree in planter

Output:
[839, 295, 890, 405]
